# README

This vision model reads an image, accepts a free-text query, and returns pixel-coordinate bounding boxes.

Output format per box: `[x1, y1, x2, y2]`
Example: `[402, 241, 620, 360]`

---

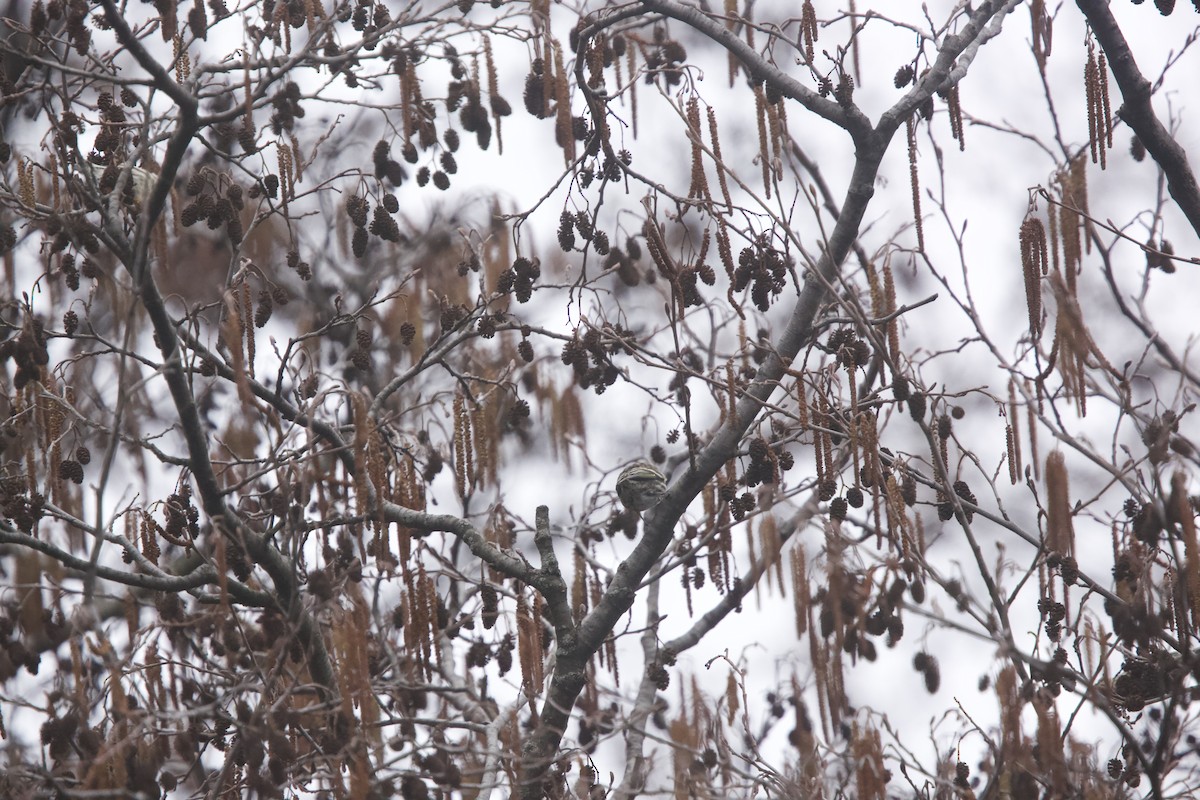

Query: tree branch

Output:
[1076, 0, 1200, 240]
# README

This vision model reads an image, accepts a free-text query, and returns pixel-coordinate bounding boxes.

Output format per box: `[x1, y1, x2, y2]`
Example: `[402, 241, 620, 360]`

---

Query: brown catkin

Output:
[1085, 47, 1099, 166]
[1085, 43, 1110, 169]
[453, 393, 473, 497]
[48, 153, 59, 210]
[241, 280, 255, 379]
[907, 117, 924, 251]
[716, 219, 735, 281]
[627, 45, 639, 138]
[1026, 379, 1040, 479]
[795, 372, 810, 430]
[1045, 451, 1074, 556]
[1057, 185, 1081, 288]
[276, 142, 293, 210]
[1099, 53, 1113, 151]
[1008, 382, 1024, 479]
[767, 96, 783, 177]
[945, 84, 964, 151]
[1019, 217, 1047, 339]
[754, 85, 771, 198]
[516, 588, 539, 696]
[552, 42, 574, 166]
[792, 546, 811, 633]
[483, 37, 503, 152]
[19, 159, 35, 207]
[686, 97, 708, 202]
[1006, 425, 1018, 485]
[801, 0, 818, 64]
[708, 107, 733, 209]
[1069, 156, 1090, 254]
[884, 265, 900, 366]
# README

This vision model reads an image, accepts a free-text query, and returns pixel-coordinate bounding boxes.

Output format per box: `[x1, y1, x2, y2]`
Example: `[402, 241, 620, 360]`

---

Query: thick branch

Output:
[0, 524, 219, 593]
[381, 501, 539, 585]
[878, 0, 1024, 138]
[639, 0, 862, 135]
[666, 497, 819, 655]
[1076, 0, 1200, 240]
[97, 0, 338, 701]
[533, 505, 575, 639]
[518, 0, 1025, 788]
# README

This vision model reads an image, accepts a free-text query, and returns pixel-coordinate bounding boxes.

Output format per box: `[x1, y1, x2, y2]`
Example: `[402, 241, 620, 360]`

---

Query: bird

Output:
[616, 462, 668, 512]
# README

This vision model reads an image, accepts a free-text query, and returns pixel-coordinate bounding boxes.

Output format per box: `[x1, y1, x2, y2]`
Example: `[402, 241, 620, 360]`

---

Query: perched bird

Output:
[616, 462, 668, 512]
[80, 161, 157, 205]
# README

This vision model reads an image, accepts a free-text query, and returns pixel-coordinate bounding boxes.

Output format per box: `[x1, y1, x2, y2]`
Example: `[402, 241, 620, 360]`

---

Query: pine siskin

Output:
[81, 161, 157, 204]
[616, 462, 667, 512]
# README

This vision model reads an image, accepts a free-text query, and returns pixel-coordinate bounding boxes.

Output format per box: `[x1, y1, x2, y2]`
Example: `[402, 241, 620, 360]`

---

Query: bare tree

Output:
[1, 0, 1199, 798]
